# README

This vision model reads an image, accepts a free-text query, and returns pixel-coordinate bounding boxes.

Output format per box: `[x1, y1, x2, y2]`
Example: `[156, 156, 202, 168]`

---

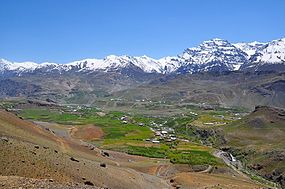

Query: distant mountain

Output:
[1, 37, 285, 76]
[251, 38, 285, 63]
[240, 38, 285, 71]
[176, 38, 248, 73]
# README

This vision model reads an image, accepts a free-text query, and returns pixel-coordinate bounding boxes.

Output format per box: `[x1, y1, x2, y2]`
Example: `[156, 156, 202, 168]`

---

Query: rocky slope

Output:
[0, 110, 171, 189]
[221, 106, 285, 188]
[114, 72, 285, 109]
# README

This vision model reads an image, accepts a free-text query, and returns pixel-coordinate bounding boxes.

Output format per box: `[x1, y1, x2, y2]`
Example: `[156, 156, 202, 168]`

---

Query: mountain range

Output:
[1, 37, 285, 76]
[1, 37, 285, 110]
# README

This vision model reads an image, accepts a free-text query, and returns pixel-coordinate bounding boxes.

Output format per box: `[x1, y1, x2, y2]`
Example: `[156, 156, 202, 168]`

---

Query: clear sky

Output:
[0, 0, 284, 63]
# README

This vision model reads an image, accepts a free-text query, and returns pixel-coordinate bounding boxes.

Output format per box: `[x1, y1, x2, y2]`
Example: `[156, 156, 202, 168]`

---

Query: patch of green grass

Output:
[126, 146, 167, 158]
[168, 150, 219, 165]
[19, 108, 153, 140]
[20, 108, 80, 124]
[161, 116, 197, 140]
[125, 145, 221, 165]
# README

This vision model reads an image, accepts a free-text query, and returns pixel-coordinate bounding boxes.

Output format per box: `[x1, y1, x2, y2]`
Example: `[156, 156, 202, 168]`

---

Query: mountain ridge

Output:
[1, 37, 285, 75]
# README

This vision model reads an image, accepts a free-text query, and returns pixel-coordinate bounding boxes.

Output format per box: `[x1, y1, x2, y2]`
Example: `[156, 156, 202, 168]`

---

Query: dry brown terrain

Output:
[70, 125, 104, 140]
[173, 172, 265, 189]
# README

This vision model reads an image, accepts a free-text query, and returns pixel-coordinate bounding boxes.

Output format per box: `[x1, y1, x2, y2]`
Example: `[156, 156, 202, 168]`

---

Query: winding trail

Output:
[213, 150, 247, 177]
[198, 165, 213, 173]
[155, 165, 171, 177]
[213, 150, 279, 188]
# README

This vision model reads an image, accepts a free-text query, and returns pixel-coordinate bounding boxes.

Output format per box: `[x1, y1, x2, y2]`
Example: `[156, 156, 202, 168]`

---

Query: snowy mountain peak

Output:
[201, 38, 231, 47]
[179, 38, 248, 72]
[249, 37, 285, 64]
[0, 58, 11, 65]
[0, 59, 38, 71]
[104, 55, 123, 61]
[9, 61, 38, 70]
[234, 41, 266, 57]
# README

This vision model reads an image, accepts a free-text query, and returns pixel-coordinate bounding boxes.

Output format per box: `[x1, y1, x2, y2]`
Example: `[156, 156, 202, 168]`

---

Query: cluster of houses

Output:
[120, 116, 145, 126]
[147, 127, 177, 144]
[203, 122, 227, 126]
[203, 114, 242, 126]
[119, 115, 178, 144]
[120, 116, 129, 124]
[110, 98, 123, 101]
[189, 111, 198, 116]
[65, 105, 94, 113]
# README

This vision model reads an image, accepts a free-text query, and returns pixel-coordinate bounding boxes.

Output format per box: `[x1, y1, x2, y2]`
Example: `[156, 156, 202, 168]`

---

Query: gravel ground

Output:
[0, 176, 99, 189]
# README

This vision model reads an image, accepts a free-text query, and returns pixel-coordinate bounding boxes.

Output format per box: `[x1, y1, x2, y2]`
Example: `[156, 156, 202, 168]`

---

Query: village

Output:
[119, 114, 186, 144]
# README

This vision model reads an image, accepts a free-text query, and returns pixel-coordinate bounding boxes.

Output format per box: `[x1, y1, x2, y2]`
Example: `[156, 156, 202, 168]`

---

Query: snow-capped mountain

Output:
[0, 59, 58, 73]
[0, 56, 162, 75]
[239, 38, 285, 71]
[158, 56, 182, 74]
[1, 37, 285, 76]
[66, 55, 162, 73]
[176, 38, 249, 73]
[250, 38, 285, 64]
[233, 41, 265, 57]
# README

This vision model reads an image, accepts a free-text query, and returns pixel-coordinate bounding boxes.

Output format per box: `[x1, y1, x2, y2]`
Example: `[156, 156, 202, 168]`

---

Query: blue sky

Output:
[0, 0, 284, 63]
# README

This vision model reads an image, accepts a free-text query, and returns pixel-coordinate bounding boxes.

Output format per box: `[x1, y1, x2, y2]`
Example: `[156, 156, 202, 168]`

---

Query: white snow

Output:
[179, 38, 248, 71]
[255, 38, 285, 64]
[8, 61, 38, 70]
[234, 41, 266, 57]
[158, 56, 182, 73]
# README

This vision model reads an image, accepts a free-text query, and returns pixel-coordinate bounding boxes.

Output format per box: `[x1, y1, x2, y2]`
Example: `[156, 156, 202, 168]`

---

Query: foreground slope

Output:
[0, 110, 170, 189]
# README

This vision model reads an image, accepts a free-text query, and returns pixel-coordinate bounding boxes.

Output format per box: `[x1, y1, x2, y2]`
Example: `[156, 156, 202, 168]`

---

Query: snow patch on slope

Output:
[234, 41, 265, 57]
[253, 38, 285, 64]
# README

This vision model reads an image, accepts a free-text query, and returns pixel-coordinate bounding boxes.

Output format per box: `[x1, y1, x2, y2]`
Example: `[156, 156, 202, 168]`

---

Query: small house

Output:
[122, 120, 128, 124]
[161, 131, 168, 135]
[138, 123, 145, 126]
[155, 131, 162, 136]
[152, 140, 160, 144]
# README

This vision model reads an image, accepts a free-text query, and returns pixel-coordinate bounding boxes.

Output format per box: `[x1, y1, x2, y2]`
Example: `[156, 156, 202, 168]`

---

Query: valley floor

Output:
[0, 100, 279, 188]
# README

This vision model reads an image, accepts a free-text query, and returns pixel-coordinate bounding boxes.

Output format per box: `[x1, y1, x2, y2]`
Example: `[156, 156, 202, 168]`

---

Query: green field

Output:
[19, 108, 153, 140]
[125, 145, 221, 165]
